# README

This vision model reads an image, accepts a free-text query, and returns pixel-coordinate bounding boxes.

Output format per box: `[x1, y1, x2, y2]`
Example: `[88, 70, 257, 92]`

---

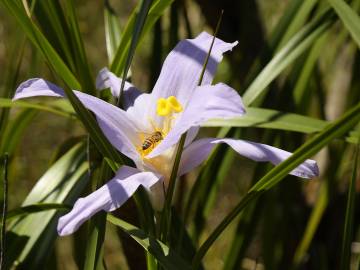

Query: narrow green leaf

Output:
[0, 98, 75, 118]
[192, 101, 360, 268]
[203, 107, 328, 133]
[242, 9, 334, 106]
[104, 1, 122, 63]
[6, 203, 70, 220]
[340, 146, 359, 269]
[276, 0, 318, 50]
[203, 107, 360, 144]
[117, 0, 153, 106]
[107, 215, 191, 270]
[329, 0, 360, 48]
[0, 154, 8, 270]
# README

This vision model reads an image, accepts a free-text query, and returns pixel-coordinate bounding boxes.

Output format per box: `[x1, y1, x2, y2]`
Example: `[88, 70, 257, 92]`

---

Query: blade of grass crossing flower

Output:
[4, 143, 89, 269]
[0, 154, 8, 270]
[104, 1, 122, 63]
[192, 101, 360, 268]
[160, 134, 186, 243]
[117, 0, 153, 106]
[160, 16, 223, 245]
[329, 0, 360, 49]
[242, 9, 335, 106]
[110, 0, 174, 75]
[107, 215, 191, 270]
[84, 160, 113, 270]
[340, 145, 359, 270]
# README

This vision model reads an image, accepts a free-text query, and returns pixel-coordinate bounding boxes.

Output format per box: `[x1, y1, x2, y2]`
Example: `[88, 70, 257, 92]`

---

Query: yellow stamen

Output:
[157, 98, 172, 116]
[167, 96, 183, 112]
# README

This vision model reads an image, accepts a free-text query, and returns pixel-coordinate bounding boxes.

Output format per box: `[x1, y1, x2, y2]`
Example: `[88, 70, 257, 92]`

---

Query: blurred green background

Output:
[1, 0, 360, 269]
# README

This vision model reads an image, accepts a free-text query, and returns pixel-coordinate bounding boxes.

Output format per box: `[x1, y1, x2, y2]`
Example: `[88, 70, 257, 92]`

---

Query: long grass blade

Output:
[117, 0, 153, 106]
[0, 154, 8, 270]
[0, 98, 75, 118]
[340, 145, 359, 269]
[104, 1, 122, 63]
[5, 203, 70, 220]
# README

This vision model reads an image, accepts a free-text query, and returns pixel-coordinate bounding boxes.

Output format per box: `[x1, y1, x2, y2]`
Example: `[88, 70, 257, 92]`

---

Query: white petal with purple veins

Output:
[57, 166, 161, 236]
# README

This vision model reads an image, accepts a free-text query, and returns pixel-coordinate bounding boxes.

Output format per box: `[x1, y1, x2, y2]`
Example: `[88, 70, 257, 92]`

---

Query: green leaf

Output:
[203, 107, 328, 133]
[242, 9, 334, 106]
[107, 215, 191, 270]
[0, 98, 75, 119]
[5, 143, 89, 269]
[192, 100, 360, 268]
[117, 0, 153, 105]
[340, 145, 359, 269]
[6, 203, 70, 220]
[104, 1, 122, 63]
[329, 0, 360, 48]
[276, 0, 318, 50]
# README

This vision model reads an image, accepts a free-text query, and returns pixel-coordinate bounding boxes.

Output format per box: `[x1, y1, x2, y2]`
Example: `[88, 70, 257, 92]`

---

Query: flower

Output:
[13, 32, 319, 236]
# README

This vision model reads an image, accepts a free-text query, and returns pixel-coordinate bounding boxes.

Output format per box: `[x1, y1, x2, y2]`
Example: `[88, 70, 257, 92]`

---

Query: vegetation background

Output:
[1, 0, 360, 269]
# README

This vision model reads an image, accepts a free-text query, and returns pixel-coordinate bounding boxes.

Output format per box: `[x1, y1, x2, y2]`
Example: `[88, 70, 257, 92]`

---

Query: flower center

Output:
[137, 96, 183, 158]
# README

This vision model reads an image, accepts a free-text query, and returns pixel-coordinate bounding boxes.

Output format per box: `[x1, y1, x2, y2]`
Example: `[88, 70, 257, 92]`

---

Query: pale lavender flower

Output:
[13, 32, 319, 236]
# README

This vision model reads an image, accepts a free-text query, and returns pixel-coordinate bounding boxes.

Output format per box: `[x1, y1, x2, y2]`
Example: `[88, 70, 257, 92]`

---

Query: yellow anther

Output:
[167, 96, 183, 113]
[157, 98, 172, 116]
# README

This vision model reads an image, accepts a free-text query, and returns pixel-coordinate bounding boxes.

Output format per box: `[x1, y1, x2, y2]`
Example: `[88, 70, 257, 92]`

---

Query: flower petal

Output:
[57, 166, 161, 236]
[151, 32, 238, 106]
[148, 83, 245, 158]
[96, 67, 142, 109]
[178, 138, 319, 178]
[14, 78, 141, 160]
